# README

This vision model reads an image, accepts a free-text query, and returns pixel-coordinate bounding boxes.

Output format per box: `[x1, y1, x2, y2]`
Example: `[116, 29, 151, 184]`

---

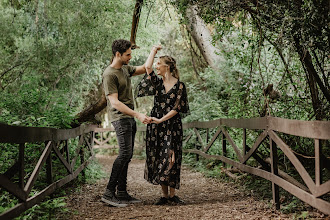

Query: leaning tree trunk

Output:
[185, 5, 225, 70]
[290, 3, 330, 120]
[71, 0, 144, 127]
[71, 93, 107, 127]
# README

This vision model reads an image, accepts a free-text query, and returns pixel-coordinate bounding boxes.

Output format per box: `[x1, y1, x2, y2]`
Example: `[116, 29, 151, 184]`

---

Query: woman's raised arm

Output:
[145, 45, 162, 74]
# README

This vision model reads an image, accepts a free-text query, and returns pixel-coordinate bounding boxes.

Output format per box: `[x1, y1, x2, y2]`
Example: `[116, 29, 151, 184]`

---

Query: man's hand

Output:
[136, 113, 152, 124]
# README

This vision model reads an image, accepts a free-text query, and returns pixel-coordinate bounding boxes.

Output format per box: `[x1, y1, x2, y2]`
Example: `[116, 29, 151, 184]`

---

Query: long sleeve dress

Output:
[136, 71, 189, 189]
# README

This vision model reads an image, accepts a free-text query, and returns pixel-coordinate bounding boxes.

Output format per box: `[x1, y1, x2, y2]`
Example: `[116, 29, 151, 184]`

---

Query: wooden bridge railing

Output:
[0, 123, 97, 219]
[91, 116, 330, 215]
[182, 116, 330, 215]
[1, 116, 329, 218]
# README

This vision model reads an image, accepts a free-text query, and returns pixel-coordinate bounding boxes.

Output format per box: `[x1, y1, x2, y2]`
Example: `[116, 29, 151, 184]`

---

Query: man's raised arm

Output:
[132, 64, 146, 76]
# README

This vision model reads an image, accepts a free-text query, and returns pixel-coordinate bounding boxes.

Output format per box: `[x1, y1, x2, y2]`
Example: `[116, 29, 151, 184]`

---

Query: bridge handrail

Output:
[94, 116, 330, 214]
[182, 117, 330, 139]
[2, 117, 329, 143]
[0, 123, 98, 143]
[0, 123, 97, 219]
[180, 116, 330, 215]
[1, 116, 329, 218]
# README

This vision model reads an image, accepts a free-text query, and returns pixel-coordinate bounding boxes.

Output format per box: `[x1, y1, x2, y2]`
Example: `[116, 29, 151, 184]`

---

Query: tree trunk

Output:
[71, 93, 107, 127]
[130, 0, 143, 49]
[293, 36, 328, 120]
[185, 5, 225, 70]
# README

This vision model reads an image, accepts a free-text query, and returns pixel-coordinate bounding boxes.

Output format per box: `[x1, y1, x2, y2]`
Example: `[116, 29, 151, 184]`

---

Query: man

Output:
[101, 39, 151, 207]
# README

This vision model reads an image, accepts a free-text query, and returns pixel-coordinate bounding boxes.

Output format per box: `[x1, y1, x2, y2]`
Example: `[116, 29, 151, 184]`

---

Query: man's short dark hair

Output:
[112, 39, 131, 56]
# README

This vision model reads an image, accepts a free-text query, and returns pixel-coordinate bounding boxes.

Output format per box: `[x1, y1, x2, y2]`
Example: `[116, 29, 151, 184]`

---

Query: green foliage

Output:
[0, 0, 174, 218]
[294, 211, 310, 220]
[1, 0, 329, 217]
[173, 1, 329, 214]
[281, 196, 308, 215]
[180, 24, 314, 123]
[0, 0, 163, 128]
[81, 160, 106, 183]
[172, 0, 329, 120]
[17, 197, 67, 220]
[0, 191, 16, 215]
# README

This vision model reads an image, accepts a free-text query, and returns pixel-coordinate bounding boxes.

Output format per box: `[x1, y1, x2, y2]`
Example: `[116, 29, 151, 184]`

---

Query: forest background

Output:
[0, 0, 329, 218]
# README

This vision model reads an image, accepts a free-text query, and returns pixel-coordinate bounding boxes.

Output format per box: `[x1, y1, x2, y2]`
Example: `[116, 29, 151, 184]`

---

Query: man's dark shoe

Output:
[168, 195, 184, 204]
[117, 191, 141, 204]
[154, 197, 168, 205]
[101, 189, 127, 207]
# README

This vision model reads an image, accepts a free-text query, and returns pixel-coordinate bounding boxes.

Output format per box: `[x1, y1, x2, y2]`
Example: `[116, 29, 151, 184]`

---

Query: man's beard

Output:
[122, 60, 129, 65]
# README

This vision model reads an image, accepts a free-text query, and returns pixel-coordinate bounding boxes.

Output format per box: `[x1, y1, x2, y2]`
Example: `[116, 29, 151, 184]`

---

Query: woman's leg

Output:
[155, 185, 169, 205]
[168, 187, 184, 204]
[161, 185, 169, 198]
[169, 187, 175, 198]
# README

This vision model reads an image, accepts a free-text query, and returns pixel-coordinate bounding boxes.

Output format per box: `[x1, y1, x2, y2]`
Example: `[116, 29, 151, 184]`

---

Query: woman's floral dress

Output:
[136, 71, 189, 189]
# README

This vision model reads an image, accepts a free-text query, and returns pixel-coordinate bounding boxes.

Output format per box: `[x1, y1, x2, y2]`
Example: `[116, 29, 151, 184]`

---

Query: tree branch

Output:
[311, 50, 329, 90]
[294, 37, 330, 104]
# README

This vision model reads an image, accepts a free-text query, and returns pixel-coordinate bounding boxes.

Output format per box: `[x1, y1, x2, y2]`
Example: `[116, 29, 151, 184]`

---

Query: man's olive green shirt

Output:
[103, 65, 136, 122]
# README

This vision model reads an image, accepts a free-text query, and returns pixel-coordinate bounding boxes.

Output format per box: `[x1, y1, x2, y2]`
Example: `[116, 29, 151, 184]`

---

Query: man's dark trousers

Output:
[106, 118, 137, 192]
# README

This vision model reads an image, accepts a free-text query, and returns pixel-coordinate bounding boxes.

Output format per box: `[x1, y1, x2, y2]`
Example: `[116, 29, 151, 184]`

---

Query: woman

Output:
[136, 45, 189, 205]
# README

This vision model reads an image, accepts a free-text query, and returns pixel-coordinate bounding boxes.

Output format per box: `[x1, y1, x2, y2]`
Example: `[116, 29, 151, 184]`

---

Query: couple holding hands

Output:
[101, 39, 189, 207]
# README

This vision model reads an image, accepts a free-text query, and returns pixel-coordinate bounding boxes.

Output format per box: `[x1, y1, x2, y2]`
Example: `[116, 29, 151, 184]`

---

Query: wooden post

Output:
[65, 140, 70, 164]
[104, 131, 107, 146]
[195, 131, 200, 161]
[100, 132, 103, 148]
[46, 142, 53, 184]
[222, 133, 226, 168]
[270, 138, 280, 209]
[46, 152, 53, 184]
[18, 143, 25, 190]
[80, 146, 85, 179]
[91, 131, 95, 147]
[90, 131, 95, 156]
[243, 129, 246, 164]
[315, 139, 322, 186]
[206, 128, 209, 144]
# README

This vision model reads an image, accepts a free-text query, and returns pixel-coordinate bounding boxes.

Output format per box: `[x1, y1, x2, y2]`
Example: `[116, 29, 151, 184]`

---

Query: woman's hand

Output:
[152, 45, 162, 53]
[136, 113, 152, 124]
[146, 45, 162, 74]
[168, 150, 175, 169]
[151, 117, 162, 124]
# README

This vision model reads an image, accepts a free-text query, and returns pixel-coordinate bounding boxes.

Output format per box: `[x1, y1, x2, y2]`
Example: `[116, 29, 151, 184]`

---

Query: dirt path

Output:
[63, 154, 295, 220]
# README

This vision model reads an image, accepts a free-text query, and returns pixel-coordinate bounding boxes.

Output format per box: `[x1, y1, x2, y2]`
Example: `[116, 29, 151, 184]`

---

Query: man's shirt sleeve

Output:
[103, 74, 118, 96]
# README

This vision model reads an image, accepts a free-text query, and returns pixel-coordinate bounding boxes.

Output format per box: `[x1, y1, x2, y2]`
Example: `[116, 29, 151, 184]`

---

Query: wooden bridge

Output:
[0, 116, 329, 219]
